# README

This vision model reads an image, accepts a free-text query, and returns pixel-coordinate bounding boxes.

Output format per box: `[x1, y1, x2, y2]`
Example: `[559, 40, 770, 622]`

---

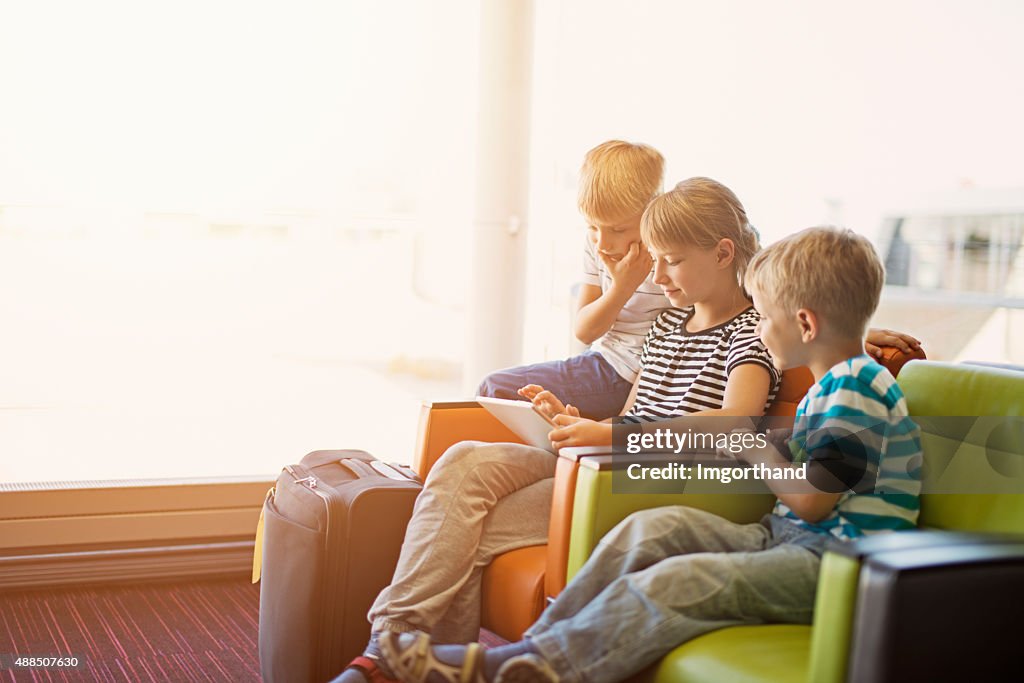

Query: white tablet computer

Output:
[476, 396, 558, 453]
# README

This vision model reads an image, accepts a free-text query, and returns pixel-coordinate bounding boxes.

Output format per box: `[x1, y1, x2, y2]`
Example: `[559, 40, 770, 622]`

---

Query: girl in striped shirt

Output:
[532, 176, 780, 448]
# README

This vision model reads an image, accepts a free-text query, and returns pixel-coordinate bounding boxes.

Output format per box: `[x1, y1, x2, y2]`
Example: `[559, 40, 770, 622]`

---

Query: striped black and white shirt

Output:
[625, 306, 780, 421]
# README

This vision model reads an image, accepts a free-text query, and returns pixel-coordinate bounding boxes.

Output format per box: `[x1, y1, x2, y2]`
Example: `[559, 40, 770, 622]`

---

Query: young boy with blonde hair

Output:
[478, 140, 672, 419]
[380, 226, 922, 683]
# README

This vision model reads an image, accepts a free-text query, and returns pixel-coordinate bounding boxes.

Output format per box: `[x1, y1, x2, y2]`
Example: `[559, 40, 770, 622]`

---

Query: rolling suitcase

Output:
[255, 449, 422, 683]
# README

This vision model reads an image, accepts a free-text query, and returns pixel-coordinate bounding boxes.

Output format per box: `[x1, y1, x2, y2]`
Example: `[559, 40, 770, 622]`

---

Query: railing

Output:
[881, 212, 1024, 301]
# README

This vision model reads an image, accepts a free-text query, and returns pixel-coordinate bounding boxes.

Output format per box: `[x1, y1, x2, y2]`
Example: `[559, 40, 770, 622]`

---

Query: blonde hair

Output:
[578, 140, 665, 225]
[745, 226, 884, 339]
[640, 177, 761, 289]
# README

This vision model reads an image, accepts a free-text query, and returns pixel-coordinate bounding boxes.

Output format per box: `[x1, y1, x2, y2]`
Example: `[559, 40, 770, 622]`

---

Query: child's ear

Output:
[716, 238, 736, 268]
[796, 308, 818, 343]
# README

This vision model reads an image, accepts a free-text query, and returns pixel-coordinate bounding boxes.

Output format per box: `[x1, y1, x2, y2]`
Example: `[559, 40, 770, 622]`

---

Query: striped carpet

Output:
[0, 578, 261, 682]
[0, 579, 508, 682]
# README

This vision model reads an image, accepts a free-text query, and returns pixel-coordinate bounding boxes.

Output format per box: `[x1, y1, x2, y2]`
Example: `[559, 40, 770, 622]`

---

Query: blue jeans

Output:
[525, 507, 823, 682]
[476, 351, 633, 420]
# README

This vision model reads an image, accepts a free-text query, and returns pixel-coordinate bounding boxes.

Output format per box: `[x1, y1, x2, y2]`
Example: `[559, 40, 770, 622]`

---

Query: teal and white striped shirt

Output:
[773, 355, 922, 540]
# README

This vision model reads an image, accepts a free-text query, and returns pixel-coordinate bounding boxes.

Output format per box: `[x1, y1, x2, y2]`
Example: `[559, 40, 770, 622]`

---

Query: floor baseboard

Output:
[0, 540, 256, 590]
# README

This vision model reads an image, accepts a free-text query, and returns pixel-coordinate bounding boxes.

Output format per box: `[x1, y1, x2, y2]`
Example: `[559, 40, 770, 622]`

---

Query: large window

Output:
[0, 2, 478, 483]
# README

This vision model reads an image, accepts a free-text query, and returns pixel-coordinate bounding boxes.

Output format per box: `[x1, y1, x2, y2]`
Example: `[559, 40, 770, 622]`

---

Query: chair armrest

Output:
[846, 534, 1024, 683]
[544, 450, 585, 598]
[411, 401, 524, 478]
[876, 343, 927, 377]
[807, 529, 1022, 683]
[823, 528, 1015, 560]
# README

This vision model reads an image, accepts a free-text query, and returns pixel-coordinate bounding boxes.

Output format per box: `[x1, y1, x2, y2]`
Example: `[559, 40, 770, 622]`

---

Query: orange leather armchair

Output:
[411, 346, 925, 642]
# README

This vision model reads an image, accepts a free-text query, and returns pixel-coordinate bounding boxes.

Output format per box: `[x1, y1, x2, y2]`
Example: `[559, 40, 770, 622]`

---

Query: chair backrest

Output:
[898, 360, 1024, 534]
[767, 367, 815, 417]
[412, 401, 523, 477]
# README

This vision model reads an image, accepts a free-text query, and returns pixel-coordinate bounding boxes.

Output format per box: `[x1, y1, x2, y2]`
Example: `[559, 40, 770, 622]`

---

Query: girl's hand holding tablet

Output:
[548, 414, 613, 451]
[517, 384, 580, 420]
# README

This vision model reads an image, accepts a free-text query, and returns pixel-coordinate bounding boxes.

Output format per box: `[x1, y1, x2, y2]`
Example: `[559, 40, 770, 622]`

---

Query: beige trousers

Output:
[368, 441, 556, 643]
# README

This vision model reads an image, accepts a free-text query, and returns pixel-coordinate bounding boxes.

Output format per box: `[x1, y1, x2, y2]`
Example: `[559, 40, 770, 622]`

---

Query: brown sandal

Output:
[379, 631, 485, 683]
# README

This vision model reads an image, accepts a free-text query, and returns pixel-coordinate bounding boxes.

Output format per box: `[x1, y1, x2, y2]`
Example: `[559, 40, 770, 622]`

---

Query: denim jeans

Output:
[476, 351, 634, 420]
[525, 507, 823, 682]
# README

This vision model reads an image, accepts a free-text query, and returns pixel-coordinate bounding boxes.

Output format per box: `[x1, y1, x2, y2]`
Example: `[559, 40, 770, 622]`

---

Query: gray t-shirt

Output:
[582, 234, 672, 382]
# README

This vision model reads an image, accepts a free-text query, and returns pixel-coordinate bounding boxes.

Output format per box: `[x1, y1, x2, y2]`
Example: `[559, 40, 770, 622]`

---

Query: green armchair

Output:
[559, 360, 1024, 682]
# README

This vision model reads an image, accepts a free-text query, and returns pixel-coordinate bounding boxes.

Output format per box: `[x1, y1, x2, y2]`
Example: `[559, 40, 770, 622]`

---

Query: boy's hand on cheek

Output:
[548, 416, 612, 451]
[600, 242, 653, 291]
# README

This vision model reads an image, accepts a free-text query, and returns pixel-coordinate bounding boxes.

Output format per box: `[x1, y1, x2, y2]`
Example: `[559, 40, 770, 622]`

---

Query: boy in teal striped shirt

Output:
[745, 226, 922, 544]
[378, 226, 922, 683]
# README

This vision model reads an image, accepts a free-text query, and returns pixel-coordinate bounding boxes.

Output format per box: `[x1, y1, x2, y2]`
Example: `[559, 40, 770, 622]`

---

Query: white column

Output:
[463, 0, 535, 394]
